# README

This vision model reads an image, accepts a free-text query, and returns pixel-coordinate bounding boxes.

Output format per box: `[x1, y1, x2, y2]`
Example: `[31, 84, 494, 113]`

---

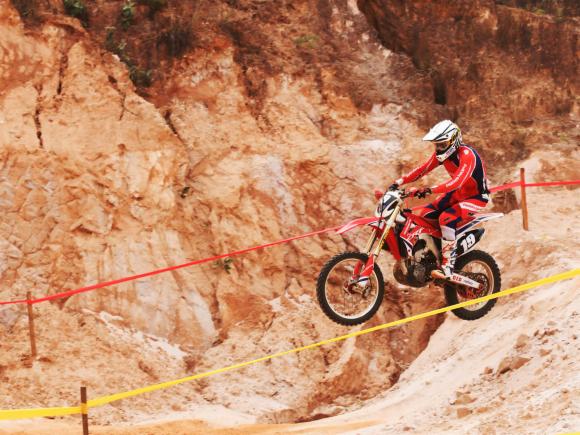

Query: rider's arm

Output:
[396, 153, 439, 185]
[430, 149, 476, 194]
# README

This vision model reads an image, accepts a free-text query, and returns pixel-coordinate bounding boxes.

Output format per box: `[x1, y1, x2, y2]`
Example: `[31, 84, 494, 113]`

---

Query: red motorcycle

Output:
[316, 188, 503, 325]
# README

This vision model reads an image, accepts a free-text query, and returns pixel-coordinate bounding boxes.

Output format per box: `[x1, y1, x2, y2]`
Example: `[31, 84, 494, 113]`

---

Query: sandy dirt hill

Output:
[1, 169, 579, 435]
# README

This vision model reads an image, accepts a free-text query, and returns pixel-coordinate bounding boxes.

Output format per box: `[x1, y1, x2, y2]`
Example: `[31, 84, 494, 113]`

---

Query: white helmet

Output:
[422, 120, 462, 162]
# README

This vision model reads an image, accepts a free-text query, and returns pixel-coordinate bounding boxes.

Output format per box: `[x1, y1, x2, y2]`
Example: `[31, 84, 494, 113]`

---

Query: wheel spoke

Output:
[456, 260, 494, 311]
[324, 258, 379, 319]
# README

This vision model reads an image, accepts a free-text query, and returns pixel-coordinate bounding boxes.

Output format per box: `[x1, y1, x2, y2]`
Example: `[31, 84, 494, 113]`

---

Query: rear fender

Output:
[336, 217, 380, 235]
[457, 213, 503, 235]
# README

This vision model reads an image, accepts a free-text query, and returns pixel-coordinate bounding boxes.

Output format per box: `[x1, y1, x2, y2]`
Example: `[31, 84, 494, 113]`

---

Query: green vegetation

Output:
[103, 4, 196, 87]
[104, 28, 152, 88]
[294, 34, 319, 49]
[105, 29, 128, 61]
[63, 0, 89, 26]
[129, 66, 152, 87]
[214, 258, 234, 273]
[105, 27, 117, 52]
[120, 1, 135, 30]
[495, 0, 572, 18]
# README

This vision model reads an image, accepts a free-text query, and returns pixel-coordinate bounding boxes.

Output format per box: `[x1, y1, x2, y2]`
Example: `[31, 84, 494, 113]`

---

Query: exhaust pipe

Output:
[431, 270, 483, 290]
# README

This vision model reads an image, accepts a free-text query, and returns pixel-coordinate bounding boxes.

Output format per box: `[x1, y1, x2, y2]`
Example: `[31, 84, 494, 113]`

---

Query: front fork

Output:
[354, 204, 402, 285]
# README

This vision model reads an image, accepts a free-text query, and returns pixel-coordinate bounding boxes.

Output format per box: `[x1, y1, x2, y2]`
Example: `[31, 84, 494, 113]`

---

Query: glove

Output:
[417, 187, 432, 199]
[374, 188, 384, 201]
[389, 178, 403, 191]
[408, 187, 431, 199]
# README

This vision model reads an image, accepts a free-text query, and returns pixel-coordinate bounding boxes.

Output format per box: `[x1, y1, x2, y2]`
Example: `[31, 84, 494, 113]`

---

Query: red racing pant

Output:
[418, 191, 489, 241]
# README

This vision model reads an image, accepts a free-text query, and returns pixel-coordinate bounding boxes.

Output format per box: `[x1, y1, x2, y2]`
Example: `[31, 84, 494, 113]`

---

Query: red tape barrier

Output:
[0, 179, 578, 306]
[525, 180, 580, 188]
[490, 180, 580, 193]
[0, 225, 340, 306]
[489, 182, 521, 193]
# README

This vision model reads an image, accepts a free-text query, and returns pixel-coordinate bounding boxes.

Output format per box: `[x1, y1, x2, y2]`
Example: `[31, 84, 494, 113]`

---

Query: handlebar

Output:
[380, 188, 428, 200]
[399, 189, 411, 199]
[386, 188, 412, 199]
[399, 188, 431, 199]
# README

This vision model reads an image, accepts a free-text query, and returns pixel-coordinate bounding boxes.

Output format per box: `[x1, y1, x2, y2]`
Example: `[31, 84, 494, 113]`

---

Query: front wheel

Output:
[444, 250, 501, 321]
[316, 252, 385, 326]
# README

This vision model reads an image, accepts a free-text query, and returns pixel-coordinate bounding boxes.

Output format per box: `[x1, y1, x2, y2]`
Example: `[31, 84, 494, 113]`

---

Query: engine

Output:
[393, 235, 440, 287]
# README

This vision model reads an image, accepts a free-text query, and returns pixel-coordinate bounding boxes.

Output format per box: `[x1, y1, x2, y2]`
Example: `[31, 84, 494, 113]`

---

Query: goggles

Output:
[434, 139, 452, 151]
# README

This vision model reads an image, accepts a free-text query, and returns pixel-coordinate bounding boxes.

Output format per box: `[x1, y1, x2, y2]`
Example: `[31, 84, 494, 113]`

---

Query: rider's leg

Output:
[439, 206, 461, 277]
[418, 192, 453, 225]
[438, 197, 488, 276]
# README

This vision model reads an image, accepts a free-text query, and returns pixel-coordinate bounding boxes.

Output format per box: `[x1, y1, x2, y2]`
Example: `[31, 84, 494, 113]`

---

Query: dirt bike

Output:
[316, 188, 503, 326]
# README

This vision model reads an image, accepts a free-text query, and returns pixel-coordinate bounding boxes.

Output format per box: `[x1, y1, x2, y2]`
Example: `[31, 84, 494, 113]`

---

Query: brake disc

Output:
[456, 272, 489, 299]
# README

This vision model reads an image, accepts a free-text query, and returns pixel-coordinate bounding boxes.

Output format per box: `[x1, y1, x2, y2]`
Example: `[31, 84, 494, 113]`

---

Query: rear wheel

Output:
[316, 252, 385, 326]
[444, 250, 501, 320]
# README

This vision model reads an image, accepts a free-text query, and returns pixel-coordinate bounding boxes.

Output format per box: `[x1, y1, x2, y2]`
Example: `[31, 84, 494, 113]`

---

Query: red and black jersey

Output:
[401, 145, 489, 198]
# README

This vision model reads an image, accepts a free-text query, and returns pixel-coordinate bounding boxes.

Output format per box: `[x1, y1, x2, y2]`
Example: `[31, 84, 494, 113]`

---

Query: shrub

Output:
[214, 258, 233, 273]
[294, 34, 319, 49]
[109, 36, 129, 63]
[104, 30, 152, 88]
[129, 65, 152, 87]
[12, 0, 37, 20]
[63, 0, 89, 26]
[158, 18, 194, 58]
[138, 0, 167, 18]
[105, 26, 117, 52]
[115, 41, 129, 62]
[120, 1, 135, 30]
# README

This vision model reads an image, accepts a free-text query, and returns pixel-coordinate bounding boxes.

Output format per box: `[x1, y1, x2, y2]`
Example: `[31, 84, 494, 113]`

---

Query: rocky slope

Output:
[2, 186, 579, 435]
[0, 0, 578, 431]
[0, 0, 441, 425]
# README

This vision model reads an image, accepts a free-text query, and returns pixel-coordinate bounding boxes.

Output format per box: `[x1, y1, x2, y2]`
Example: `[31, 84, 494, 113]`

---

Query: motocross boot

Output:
[440, 239, 457, 278]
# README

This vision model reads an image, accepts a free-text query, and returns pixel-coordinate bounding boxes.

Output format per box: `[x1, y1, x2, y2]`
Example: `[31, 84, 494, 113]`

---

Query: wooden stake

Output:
[26, 292, 37, 358]
[520, 168, 529, 231]
[81, 386, 89, 435]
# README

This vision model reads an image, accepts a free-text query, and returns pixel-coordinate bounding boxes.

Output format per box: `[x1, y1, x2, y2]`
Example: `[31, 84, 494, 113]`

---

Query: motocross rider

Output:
[389, 120, 490, 277]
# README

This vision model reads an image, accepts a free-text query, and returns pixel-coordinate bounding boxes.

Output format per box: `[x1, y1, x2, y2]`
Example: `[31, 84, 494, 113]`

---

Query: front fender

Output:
[336, 217, 379, 235]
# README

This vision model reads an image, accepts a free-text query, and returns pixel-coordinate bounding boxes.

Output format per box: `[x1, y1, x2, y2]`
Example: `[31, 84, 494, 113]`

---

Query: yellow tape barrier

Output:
[1, 268, 578, 421]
